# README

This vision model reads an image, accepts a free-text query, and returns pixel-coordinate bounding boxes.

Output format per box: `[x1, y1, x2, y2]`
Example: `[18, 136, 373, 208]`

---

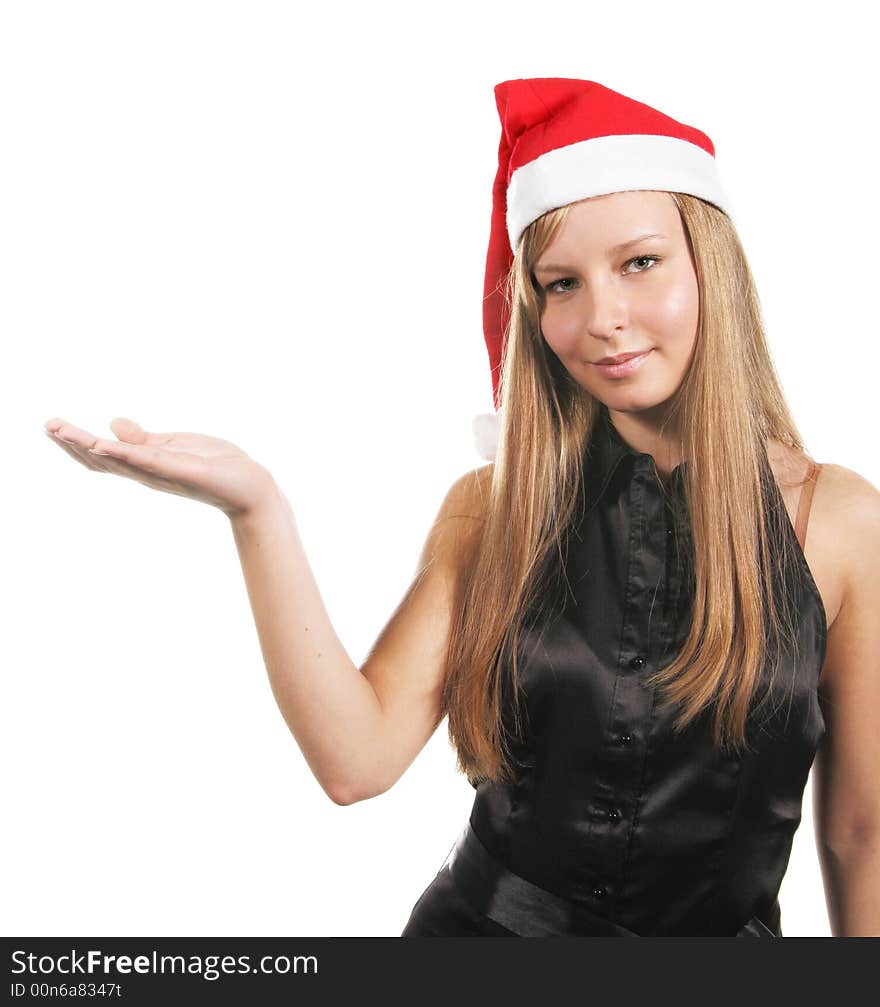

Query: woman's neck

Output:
[606, 405, 685, 481]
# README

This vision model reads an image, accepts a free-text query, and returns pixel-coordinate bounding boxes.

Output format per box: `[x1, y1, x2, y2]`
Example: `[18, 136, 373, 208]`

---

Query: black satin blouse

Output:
[404, 406, 827, 937]
[465, 406, 827, 936]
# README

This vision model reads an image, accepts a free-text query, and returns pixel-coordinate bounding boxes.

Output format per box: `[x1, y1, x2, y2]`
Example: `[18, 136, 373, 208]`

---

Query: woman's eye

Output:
[624, 255, 660, 274]
[543, 256, 660, 294]
[545, 277, 576, 294]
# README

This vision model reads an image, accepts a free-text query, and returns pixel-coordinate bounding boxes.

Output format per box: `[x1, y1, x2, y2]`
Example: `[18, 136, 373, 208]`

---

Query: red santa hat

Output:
[473, 77, 734, 460]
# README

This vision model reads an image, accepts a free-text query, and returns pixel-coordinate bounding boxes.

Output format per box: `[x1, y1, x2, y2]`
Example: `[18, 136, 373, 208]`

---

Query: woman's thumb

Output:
[110, 417, 146, 443]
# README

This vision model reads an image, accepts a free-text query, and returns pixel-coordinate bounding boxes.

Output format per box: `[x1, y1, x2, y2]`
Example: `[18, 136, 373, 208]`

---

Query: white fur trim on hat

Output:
[506, 133, 734, 251]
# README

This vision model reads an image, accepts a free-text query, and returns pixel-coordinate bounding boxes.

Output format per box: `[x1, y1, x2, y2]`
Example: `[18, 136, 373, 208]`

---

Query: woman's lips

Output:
[592, 348, 653, 378]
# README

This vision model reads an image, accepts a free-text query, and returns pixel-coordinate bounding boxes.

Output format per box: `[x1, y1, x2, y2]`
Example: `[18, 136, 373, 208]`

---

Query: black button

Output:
[618, 733, 633, 746]
[606, 808, 620, 821]
[629, 656, 645, 670]
[666, 527, 674, 537]
[591, 885, 607, 899]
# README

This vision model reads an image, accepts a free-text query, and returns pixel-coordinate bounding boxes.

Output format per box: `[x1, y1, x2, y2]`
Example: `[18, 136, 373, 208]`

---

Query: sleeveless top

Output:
[468, 406, 827, 937]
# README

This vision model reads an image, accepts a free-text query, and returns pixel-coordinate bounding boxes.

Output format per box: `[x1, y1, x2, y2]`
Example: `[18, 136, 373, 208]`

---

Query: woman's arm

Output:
[44, 416, 486, 808]
[812, 465, 880, 936]
[230, 485, 384, 804]
[230, 467, 489, 806]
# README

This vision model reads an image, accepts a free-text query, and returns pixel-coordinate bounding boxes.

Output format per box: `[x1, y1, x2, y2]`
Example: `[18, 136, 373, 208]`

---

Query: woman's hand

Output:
[43, 416, 276, 520]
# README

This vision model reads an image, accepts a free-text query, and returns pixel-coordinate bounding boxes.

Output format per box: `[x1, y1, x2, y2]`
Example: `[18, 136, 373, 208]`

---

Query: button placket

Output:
[581, 462, 668, 905]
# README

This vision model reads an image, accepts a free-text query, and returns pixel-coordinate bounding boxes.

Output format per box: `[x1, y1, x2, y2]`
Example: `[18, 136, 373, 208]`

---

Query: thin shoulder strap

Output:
[795, 461, 821, 551]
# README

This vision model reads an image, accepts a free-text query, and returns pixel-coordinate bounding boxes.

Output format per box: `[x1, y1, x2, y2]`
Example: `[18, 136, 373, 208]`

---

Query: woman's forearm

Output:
[229, 479, 383, 804]
[817, 838, 880, 936]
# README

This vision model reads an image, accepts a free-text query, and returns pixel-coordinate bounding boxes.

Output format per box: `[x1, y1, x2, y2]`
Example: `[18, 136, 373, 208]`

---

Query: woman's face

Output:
[533, 190, 700, 415]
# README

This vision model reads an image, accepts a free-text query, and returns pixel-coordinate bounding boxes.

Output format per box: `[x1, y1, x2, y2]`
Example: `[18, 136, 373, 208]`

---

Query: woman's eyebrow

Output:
[534, 232, 668, 273]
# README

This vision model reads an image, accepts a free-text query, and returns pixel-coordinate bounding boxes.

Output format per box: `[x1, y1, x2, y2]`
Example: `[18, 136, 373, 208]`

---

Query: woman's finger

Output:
[89, 437, 204, 486]
[44, 428, 112, 473]
[44, 416, 266, 514]
[50, 431, 193, 492]
[90, 438, 162, 468]
[45, 422, 170, 483]
[108, 417, 157, 446]
[46, 420, 101, 443]
[46, 419, 200, 490]
[87, 444, 189, 492]
[47, 420, 142, 463]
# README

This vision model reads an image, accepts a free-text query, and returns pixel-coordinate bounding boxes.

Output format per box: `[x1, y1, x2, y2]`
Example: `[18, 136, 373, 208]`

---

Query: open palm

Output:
[44, 416, 274, 519]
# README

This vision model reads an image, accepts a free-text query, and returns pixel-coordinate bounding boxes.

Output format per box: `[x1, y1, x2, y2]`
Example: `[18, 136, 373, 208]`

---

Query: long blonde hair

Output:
[440, 192, 816, 786]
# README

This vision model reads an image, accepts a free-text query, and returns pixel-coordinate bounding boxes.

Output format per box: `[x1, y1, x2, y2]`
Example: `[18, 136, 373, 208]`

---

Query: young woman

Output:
[44, 78, 880, 937]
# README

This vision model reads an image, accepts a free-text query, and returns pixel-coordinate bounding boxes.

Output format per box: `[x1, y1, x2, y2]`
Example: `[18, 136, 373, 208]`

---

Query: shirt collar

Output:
[584, 405, 688, 510]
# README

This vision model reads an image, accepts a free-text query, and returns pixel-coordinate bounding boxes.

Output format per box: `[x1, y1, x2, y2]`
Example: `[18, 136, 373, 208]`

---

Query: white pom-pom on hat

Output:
[472, 410, 502, 461]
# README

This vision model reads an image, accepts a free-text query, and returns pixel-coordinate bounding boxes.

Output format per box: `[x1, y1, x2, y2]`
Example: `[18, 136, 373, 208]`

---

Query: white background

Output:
[2, 0, 876, 937]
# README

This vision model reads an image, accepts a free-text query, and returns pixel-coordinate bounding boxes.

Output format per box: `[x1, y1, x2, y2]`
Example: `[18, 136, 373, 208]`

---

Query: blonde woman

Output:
[44, 78, 880, 937]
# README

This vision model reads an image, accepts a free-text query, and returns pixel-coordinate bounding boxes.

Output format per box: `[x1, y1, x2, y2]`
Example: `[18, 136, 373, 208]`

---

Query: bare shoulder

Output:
[810, 462, 880, 698]
[805, 459, 879, 632]
[816, 460, 880, 572]
[767, 440, 879, 631]
[438, 462, 494, 520]
[811, 460, 880, 547]
[420, 463, 493, 570]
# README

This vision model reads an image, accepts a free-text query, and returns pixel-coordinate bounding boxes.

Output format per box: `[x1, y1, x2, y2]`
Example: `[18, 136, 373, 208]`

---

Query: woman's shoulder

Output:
[425, 464, 494, 564]
[768, 439, 880, 631]
[812, 460, 880, 598]
[445, 462, 494, 516]
[766, 438, 877, 512]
